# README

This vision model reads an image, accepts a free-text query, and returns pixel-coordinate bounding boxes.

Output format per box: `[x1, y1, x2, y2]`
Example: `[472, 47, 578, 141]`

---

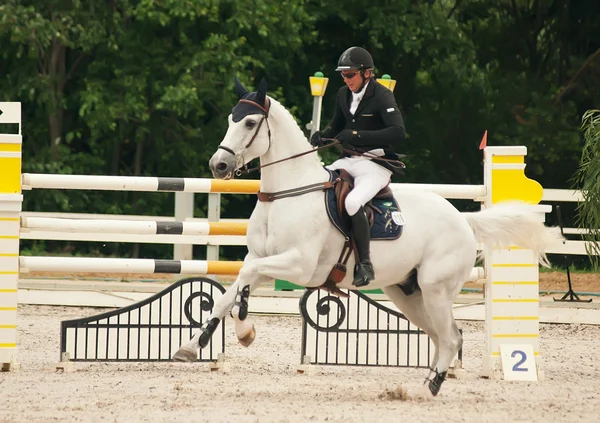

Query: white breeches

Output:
[326, 157, 392, 216]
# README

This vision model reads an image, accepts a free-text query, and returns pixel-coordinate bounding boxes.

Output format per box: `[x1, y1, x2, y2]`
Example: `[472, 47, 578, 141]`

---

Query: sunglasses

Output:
[341, 71, 359, 79]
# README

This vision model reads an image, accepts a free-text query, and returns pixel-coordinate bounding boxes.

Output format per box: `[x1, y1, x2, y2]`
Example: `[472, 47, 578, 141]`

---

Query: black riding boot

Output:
[350, 206, 375, 287]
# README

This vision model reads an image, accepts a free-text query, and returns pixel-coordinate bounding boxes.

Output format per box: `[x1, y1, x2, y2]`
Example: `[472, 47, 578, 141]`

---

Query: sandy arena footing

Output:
[1, 304, 599, 423]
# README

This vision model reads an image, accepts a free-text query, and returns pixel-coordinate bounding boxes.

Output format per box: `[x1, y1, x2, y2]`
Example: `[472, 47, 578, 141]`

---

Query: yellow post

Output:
[481, 145, 549, 381]
[0, 102, 22, 371]
[308, 71, 329, 138]
[376, 74, 397, 92]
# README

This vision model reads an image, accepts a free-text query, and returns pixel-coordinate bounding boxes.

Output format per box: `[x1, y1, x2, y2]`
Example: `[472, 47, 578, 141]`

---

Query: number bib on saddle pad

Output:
[324, 169, 404, 240]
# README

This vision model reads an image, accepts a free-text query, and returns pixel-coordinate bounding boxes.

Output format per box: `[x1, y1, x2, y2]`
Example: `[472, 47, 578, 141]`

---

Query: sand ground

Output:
[1, 304, 599, 423]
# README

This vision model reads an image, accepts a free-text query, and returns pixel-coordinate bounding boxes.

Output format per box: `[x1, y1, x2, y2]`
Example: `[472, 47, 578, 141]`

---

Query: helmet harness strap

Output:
[357, 69, 372, 91]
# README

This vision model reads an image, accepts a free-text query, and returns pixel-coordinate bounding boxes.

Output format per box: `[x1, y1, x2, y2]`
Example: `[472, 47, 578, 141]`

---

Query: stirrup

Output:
[352, 261, 374, 287]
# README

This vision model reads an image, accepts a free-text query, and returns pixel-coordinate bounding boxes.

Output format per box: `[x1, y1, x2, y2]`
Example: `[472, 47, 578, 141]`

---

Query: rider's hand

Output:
[310, 130, 324, 147]
[336, 129, 359, 147]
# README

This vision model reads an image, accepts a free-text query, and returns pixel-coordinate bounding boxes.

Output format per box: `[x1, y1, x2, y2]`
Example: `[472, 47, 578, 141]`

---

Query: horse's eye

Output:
[245, 119, 256, 129]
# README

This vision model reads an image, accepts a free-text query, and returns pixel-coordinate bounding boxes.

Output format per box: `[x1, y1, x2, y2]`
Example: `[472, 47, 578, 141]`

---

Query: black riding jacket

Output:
[321, 79, 406, 173]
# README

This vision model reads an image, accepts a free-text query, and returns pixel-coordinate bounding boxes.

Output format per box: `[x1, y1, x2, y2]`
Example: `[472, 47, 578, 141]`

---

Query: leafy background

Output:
[1, 0, 598, 262]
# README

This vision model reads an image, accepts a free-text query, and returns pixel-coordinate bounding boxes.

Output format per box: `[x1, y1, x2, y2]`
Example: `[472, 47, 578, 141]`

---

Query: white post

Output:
[0, 102, 22, 371]
[206, 193, 221, 281]
[309, 96, 323, 138]
[481, 146, 549, 380]
[173, 192, 194, 260]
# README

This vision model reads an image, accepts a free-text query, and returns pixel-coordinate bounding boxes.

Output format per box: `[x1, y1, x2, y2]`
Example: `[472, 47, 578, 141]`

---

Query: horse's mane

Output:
[267, 96, 313, 147]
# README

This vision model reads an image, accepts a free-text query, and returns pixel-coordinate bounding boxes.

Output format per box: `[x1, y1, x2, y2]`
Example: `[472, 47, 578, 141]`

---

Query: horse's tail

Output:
[464, 203, 564, 267]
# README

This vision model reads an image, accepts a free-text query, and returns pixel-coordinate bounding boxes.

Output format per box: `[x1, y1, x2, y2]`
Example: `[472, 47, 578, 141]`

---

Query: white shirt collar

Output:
[351, 80, 369, 101]
[350, 80, 369, 115]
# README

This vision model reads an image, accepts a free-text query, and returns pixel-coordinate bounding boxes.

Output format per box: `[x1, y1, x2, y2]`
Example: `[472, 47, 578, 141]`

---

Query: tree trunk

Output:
[47, 39, 66, 159]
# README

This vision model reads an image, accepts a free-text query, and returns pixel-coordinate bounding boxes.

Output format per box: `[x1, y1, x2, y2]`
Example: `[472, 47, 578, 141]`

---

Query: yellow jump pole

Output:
[0, 102, 22, 371]
[481, 145, 550, 381]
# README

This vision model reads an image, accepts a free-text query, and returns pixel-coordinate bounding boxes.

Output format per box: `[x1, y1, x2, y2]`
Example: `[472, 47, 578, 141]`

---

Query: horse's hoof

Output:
[172, 347, 197, 362]
[414, 384, 435, 401]
[238, 324, 256, 347]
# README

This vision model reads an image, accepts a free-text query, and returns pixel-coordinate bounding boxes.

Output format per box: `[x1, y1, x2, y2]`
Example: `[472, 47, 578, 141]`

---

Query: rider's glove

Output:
[336, 130, 360, 148]
[310, 130, 325, 147]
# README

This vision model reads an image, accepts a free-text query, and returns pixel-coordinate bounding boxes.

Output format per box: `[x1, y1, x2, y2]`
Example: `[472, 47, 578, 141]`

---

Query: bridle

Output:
[217, 98, 337, 176]
[217, 98, 271, 164]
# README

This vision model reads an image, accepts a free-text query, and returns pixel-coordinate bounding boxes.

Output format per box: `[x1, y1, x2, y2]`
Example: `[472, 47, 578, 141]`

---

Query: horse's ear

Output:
[234, 76, 248, 99]
[255, 77, 268, 107]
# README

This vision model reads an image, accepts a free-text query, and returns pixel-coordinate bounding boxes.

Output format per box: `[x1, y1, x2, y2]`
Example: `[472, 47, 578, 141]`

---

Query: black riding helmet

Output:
[335, 47, 374, 71]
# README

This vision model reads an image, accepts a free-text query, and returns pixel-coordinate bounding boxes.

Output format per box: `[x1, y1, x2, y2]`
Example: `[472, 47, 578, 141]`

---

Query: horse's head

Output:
[210, 77, 271, 179]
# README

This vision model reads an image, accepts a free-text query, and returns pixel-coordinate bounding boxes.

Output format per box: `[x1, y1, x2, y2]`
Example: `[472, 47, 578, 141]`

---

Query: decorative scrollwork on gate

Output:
[300, 291, 347, 331]
[184, 291, 216, 327]
[299, 287, 443, 368]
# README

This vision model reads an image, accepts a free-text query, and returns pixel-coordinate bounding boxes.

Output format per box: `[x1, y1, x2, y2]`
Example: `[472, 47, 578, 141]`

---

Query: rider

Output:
[311, 46, 406, 287]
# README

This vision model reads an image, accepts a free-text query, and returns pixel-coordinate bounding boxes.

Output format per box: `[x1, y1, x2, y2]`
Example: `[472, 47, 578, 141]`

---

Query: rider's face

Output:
[341, 70, 370, 92]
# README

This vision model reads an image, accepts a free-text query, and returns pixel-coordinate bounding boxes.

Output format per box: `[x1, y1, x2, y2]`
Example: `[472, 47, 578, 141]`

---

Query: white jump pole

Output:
[0, 102, 22, 371]
[482, 146, 549, 381]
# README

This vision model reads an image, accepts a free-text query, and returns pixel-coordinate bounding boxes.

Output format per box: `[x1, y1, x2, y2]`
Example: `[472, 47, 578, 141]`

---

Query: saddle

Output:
[317, 169, 396, 297]
[334, 169, 394, 227]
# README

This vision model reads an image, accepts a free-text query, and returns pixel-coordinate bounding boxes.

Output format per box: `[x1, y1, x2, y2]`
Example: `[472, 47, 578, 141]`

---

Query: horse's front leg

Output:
[229, 268, 271, 348]
[172, 279, 244, 362]
[173, 248, 313, 361]
[173, 252, 274, 361]
[231, 248, 312, 346]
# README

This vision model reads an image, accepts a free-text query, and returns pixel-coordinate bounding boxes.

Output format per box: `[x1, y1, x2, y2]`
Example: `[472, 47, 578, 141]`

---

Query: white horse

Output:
[173, 77, 562, 398]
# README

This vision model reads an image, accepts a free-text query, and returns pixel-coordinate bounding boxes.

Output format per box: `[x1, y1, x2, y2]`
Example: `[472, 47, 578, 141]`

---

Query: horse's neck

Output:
[259, 142, 329, 192]
[259, 113, 329, 193]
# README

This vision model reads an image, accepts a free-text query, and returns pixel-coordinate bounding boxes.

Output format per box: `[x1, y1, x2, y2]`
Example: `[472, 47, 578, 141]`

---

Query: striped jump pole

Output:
[21, 173, 488, 199]
[21, 217, 248, 236]
[19, 256, 243, 275]
[482, 146, 550, 380]
[0, 102, 22, 371]
[21, 173, 262, 194]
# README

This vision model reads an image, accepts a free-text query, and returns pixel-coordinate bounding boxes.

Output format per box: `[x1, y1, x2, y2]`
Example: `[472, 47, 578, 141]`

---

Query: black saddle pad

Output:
[324, 169, 404, 240]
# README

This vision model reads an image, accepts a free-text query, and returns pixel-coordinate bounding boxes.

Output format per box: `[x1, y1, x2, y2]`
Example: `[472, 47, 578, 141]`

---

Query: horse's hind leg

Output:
[416, 277, 464, 399]
[381, 285, 440, 366]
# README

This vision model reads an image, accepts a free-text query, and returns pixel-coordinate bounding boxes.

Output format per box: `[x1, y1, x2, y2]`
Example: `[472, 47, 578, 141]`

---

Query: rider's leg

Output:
[344, 160, 392, 287]
[325, 157, 351, 172]
[349, 206, 374, 287]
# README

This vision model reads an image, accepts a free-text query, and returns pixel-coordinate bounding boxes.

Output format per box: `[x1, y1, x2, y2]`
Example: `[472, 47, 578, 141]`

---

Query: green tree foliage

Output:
[573, 110, 600, 268]
[1, 0, 598, 260]
[453, 0, 600, 188]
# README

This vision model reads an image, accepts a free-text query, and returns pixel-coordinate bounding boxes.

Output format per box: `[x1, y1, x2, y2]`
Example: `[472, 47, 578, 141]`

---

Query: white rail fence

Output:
[20, 175, 591, 260]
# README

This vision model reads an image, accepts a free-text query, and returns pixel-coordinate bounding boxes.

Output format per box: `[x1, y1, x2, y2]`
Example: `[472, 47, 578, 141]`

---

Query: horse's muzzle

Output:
[209, 151, 237, 179]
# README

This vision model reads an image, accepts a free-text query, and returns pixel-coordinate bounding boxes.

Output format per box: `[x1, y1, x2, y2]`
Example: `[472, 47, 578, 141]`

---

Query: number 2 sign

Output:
[500, 344, 538, 381]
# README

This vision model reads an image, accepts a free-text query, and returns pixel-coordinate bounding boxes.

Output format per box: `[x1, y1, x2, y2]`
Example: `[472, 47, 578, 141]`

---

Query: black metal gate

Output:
[60, 277, 225, 362]
[300, 288, 457, 368]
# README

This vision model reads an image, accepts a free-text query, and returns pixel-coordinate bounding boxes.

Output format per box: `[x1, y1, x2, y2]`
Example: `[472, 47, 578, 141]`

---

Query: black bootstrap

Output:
[350, 206, 371, 261]
[350, 206, 374, 286]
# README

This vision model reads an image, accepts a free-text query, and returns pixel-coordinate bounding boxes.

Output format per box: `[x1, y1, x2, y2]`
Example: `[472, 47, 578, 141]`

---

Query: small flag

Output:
[479, 130, 488, 150]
